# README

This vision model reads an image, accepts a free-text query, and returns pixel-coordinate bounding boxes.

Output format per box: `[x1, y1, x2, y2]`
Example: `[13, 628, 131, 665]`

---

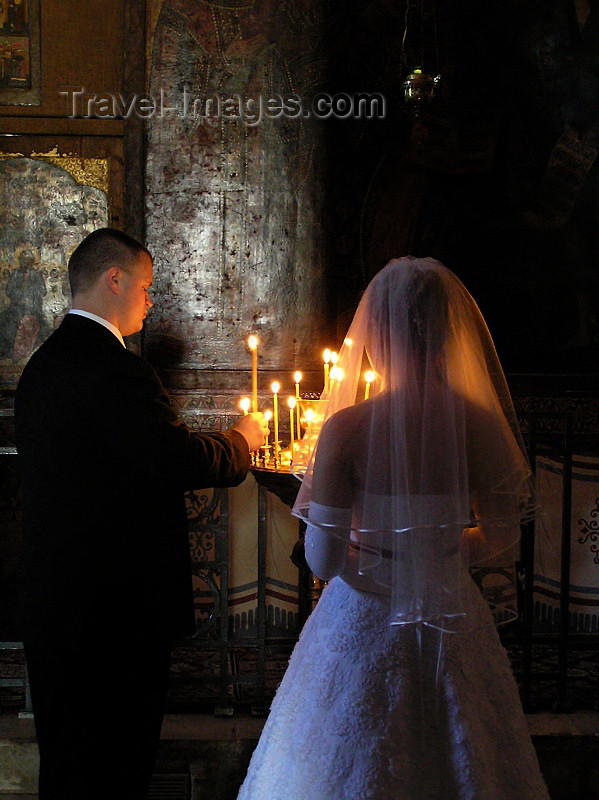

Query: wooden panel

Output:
[0, 0, 125, 117]
[0, 117, 124, 135]
[0, 0, 146, 234]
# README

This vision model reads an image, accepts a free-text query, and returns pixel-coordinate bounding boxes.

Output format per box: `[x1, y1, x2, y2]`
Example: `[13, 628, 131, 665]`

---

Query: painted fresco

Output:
[0, 157, 108, 391]
[145, 0, 329, 374]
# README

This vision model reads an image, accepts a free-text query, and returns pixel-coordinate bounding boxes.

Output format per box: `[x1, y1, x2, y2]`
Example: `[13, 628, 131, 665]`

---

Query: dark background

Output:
[319, 0, 599, 374]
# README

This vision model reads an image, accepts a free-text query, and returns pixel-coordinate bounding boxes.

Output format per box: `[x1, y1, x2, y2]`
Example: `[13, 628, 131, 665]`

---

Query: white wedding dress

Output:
[237, 497, 550, 800]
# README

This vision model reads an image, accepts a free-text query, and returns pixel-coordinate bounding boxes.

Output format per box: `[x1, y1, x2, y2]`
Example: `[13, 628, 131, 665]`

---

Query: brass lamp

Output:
[402, 67, 441, 105]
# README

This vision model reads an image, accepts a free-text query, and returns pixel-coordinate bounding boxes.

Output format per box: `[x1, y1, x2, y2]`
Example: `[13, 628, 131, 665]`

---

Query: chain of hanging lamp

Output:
[401, 0, 441, 107]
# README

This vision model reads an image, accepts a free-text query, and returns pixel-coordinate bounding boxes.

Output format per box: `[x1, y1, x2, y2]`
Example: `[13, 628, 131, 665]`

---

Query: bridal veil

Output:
[292, 256, 536, 629]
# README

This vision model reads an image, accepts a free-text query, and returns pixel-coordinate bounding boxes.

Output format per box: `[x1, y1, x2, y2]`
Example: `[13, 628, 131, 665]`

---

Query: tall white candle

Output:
[323, 349, 331, 393]
[288, 396, 296, 451]
[293, 371, 302, 439]
[364, 370, 375, 400]
[248, 335, 259, 412]
[271, 382, 280, 463]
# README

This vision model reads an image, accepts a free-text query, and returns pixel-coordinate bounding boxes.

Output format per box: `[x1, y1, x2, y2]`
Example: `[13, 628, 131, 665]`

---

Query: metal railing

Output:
[2, 411, 598, 717]
[506, 411, 599, 712]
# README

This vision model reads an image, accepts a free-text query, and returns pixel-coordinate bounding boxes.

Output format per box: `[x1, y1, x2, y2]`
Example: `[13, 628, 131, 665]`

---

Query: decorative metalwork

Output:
[185, 487, 225, 637]
[186, 487, 221, 563]
[515, 395, 599, 436]
[36, 156, 109, 195]
[191, 567, 221, 637]
[0, 153, 109, 194]
[578, 497, 599, 565]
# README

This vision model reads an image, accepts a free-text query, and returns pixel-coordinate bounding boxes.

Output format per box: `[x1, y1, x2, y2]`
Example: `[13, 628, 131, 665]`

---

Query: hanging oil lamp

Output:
[402, 67, 441, 107]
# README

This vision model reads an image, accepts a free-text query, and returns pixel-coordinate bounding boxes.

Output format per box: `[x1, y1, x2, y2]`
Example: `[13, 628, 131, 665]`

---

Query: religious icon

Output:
[0, 0, 40, 104]
[0, 156, 109, 389]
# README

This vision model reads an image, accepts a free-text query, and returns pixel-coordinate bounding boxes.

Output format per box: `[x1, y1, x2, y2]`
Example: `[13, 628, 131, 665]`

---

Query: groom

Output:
[15, 228, 268, 799]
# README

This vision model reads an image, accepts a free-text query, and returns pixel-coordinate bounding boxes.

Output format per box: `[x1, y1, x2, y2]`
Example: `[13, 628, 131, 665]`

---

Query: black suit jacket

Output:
[15, 314, 250, 644]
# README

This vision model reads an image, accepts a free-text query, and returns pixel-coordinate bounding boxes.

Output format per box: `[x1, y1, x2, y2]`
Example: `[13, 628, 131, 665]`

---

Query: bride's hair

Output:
[406, 268, 448, 359]
[367, 259, 449, 379]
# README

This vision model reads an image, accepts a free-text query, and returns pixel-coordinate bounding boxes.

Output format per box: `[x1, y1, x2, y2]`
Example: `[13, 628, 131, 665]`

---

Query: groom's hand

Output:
[231, 412, 269, 452]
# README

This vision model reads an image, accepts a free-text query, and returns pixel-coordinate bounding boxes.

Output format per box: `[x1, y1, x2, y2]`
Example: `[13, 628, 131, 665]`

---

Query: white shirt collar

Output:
[68, 309, 126, 348]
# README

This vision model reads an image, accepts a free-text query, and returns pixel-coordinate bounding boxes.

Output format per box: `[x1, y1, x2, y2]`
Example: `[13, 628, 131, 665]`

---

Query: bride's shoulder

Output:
[325, 401, 372, 434]
[316, 404, 369, 460]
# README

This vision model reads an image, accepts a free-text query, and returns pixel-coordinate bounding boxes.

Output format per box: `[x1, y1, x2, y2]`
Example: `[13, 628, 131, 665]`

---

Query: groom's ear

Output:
[105, 266, 124, 296]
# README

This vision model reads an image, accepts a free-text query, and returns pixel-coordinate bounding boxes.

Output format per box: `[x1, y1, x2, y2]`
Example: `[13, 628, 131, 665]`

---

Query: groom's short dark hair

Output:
[68, 228, 151, 296]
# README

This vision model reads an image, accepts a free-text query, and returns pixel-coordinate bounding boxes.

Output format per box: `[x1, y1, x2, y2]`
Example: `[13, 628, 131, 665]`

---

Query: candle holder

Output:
[245, 391, 328, 475]
[299, 396, 327, 434]
[259, 443, 272, 469]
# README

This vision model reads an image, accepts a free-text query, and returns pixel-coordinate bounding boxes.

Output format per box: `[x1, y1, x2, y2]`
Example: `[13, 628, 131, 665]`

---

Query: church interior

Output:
[1, 0, 599, 798]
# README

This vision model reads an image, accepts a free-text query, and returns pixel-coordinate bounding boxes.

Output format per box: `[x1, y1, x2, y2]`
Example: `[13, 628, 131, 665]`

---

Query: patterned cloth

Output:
[535, 454, 599, 632]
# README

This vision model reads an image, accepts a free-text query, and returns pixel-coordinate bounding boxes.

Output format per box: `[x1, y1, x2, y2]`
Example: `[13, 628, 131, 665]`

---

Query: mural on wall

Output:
[145, 0, 599, 379]
[145, 0, 329, 376]
[0, 0, 41, 105]
[0, 156, 109, 391]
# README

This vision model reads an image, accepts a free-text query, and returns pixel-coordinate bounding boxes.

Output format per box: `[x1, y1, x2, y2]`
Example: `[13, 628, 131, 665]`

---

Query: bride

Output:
[237, 257, 550, 800]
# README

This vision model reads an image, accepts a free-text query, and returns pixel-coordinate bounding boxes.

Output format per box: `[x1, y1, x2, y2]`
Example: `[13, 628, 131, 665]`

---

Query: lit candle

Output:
[328, 353, 339, 389]
[240, 397, 250, 415]
[330, 352, 339, 387]
[323, 349, 331, 393]
[271, 382, 280, 463]
[330, 365, 344, 384]
[288, 396, 296, 451]
[293, 371, 302, 439]
[364, 370, 375, 400]
[248, 335, 259, 412]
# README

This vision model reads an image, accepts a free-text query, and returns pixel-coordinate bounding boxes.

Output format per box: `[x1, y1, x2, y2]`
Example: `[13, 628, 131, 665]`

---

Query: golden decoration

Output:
[0, 153, 109, 194]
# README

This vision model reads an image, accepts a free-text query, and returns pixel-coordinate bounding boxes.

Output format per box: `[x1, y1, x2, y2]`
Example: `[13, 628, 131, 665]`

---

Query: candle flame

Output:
[330, 351, 338, 364]
[344, 337, 353, 346]
[239, 397, 250, 413]
[330, 366, 344, 382]
[323, 348, 331, 364]
[264, 409, 273, 421]
[271, 381, 280, 394]
[288, 396, 296, 409]
[294, 371, 302, 383]
[248, 334, 259, 350]
[365, 370, 375, 384]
